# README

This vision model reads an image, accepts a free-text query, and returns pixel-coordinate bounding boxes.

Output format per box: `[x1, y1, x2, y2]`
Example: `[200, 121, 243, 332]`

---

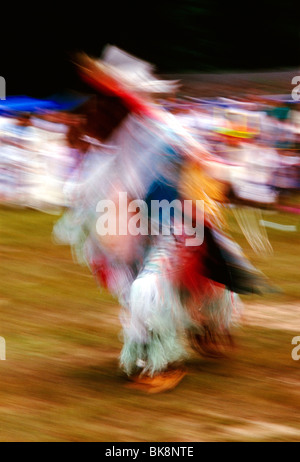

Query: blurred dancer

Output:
[55, 46, 271, 393]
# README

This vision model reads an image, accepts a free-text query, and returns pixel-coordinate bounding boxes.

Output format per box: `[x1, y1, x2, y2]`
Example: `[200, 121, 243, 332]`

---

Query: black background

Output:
[1, 1, 299, 97]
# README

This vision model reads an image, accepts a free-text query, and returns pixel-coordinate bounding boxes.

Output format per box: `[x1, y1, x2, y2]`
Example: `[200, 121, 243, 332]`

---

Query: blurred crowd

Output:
[168, 95, 300, 207]
[0, 92, 299, 211]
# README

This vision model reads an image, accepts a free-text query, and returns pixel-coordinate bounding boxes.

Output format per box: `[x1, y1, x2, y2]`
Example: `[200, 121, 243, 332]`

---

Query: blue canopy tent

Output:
[0, 94, 91, 115]
[0, 96, 58, 114]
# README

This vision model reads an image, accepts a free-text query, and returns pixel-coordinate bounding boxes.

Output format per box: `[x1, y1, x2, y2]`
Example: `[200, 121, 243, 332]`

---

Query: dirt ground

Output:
[0, 207, 299, 442]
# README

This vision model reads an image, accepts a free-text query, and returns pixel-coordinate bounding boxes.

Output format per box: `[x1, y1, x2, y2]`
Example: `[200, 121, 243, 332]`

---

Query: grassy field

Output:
[0, 205, 299, 442]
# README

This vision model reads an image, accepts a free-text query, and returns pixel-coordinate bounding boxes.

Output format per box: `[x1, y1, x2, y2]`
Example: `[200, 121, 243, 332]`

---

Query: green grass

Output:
[0, 205, 299, 442]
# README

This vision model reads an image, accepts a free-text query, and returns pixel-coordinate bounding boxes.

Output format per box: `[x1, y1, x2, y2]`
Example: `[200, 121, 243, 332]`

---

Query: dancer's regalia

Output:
[55, 46, 271, 392]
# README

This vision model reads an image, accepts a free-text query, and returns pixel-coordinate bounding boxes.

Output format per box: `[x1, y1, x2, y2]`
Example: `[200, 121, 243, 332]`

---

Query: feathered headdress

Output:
[76, 45, 179, 114]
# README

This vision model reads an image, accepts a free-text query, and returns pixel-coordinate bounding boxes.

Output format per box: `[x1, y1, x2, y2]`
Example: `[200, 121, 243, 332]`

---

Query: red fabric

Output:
[91, 258, 110, 288]
[80, 73, 154, 117]
[174, 242, 211, 295]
